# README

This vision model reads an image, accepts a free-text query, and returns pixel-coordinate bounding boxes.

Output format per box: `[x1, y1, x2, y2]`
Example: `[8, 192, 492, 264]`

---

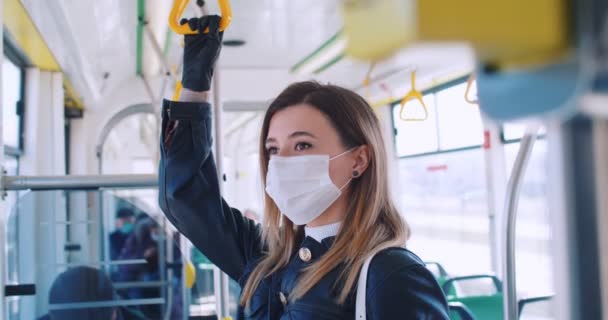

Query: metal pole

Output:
[180, 236, 191, 319]
[96, 154, 112, 276]
[0, 2, 6, 316]
[592, 119, 608, 318]
[1, 174, 157, 191]
[210, 19, 231, 317]
[503, 126, 539, 320]
[160, 222, 171, 320]
[481, 115, 508, 276]
[546, 116, 604, 319]
[143, 23, 175, 79]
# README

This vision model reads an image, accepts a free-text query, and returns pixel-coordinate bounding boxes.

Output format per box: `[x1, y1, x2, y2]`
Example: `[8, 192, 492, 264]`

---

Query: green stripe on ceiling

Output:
[290, 30, 344, 73]
[313, 53, 345, 74]
[163, 27, 173, 56]
[136, 0, 146, 76]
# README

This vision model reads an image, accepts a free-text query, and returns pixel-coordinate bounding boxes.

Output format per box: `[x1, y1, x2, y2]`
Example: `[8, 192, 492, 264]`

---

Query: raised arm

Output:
[158, 15, 263, 281]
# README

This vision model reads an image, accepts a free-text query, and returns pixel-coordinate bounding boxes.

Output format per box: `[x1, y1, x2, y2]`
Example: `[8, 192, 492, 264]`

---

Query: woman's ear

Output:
[352, 145, 370, 178]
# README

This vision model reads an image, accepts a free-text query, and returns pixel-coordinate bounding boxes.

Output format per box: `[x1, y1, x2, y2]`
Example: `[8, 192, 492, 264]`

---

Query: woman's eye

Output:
[266, 147, 278, 155]
[295, 142, 312, 151]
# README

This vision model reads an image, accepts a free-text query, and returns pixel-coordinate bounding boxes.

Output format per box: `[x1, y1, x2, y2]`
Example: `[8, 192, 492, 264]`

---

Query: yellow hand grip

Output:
[464, 73, 479, 105]
[173, 81, 183, 101]
[399, 71, 428, 121]
[185, 259, 196, 289]
[169, 0, 232, 35]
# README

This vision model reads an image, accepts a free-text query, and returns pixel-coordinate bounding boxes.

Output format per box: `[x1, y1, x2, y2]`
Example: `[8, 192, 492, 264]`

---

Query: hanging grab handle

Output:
[464, 73, 479, 104]
[169, 0, 232, 35]
[363, 62, 376, 102]
[399, 71, 428, 121]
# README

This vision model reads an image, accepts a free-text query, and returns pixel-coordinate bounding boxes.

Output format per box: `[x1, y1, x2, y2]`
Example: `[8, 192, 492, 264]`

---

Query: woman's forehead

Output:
[267, 104, 334, 138]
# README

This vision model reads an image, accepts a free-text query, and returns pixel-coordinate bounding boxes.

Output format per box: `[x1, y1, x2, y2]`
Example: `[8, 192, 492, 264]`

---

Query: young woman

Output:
[159, 16, 449, 319]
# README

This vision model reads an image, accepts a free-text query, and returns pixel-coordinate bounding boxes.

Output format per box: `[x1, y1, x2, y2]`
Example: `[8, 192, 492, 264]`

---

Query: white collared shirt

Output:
[305, 221, 341, 242]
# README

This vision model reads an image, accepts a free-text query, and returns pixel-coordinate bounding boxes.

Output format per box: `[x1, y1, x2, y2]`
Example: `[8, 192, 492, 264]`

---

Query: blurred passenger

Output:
[38, 266, 145, 320]
[116, 217, 162, 318]
[109, 208, 135, 261]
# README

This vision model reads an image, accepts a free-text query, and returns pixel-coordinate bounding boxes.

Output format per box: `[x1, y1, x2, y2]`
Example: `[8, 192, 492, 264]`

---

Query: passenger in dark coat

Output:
[109, 208, 135, 261]
[158, 15, 449, 320]
[37, 266, 146, 320]
[116, 217, 162, 318]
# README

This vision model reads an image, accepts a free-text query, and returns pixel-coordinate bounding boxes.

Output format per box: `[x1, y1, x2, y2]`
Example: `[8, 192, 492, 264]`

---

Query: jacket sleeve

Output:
[368, 263, 450, 319]
[158, 99, 263, 281]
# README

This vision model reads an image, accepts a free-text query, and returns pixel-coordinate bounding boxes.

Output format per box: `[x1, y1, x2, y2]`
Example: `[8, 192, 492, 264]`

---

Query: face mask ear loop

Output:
[339, 178, 353, 191]
[330, 147, 359, 161]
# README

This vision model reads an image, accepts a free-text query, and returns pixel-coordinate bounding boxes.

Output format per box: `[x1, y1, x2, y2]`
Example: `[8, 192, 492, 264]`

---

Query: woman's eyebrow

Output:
[265, 131, 316, 144]
[289, 131, 317, 139]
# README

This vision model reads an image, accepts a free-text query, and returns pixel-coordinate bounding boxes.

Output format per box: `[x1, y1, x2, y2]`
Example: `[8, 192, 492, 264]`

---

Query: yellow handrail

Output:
[399, 71, 428, 121]
[169, 0, 232, 35]
[464, 73, 479, 104]
[363, 62, 376, 102]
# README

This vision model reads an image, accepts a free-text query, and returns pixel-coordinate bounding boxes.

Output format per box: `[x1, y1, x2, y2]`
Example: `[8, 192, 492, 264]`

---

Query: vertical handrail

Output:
[503, 125, 539, 319]
[212, 50, 231, 320]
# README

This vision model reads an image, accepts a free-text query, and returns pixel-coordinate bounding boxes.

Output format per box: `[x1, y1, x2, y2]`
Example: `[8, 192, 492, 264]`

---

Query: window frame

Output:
[391, 75, 484, 159]
[500, 126, 547, 144]
[3, 36, 28, 156]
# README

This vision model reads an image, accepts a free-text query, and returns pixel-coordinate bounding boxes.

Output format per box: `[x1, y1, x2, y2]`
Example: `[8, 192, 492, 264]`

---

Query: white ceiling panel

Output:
[24, 0, 474, 109]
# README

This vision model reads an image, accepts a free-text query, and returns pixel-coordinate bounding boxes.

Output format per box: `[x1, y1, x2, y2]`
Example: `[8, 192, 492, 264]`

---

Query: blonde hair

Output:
[240, 81, 409, 306]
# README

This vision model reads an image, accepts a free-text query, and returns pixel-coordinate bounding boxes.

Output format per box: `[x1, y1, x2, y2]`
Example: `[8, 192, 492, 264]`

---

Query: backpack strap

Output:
[355, 252, 378, 320]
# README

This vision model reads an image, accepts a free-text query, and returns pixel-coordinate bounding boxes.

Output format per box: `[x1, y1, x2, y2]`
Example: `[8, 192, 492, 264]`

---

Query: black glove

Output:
[181, 15, 223, 91]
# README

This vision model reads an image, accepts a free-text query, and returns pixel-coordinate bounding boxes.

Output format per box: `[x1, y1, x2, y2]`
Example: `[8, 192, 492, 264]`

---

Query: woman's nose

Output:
[277, 147, 294, 157]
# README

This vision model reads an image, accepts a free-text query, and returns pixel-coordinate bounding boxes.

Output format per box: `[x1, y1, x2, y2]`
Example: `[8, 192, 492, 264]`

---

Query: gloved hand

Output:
[180, 15, 223, 92]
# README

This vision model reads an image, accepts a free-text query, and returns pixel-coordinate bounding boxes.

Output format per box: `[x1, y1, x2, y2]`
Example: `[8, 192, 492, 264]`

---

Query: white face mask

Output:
[265, 149, 353, 225]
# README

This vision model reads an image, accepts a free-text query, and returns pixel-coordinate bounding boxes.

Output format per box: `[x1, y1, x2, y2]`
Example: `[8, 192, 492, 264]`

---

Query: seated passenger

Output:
[116, 217, 162, 318]
[159, 16, 449, 319]
[39, 266, 146, 320]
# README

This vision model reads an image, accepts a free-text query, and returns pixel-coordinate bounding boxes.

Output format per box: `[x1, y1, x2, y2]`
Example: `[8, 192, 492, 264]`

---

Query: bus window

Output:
[436, 83, 483, 150]
[393, 94, 438, 157]
[2, 55, 24, 152]
[399, 149, 492, 275]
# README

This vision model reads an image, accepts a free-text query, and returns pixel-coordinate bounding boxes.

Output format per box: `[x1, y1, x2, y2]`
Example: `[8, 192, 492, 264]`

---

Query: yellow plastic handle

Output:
[185, 259, 196, 289]
[173, 81, 183, 101]
[169, 0, 232, 35]
[363, 62, 375, 102]
[464, 73, 479, 104]
[399, 71, 428, 121]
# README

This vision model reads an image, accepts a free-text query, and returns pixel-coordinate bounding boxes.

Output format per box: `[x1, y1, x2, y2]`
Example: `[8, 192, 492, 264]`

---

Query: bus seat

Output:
[450, 294, 504, 320]
[425, 262, 457, 297]
[449, 301, 476, 320]
[443, 274, 504, 320]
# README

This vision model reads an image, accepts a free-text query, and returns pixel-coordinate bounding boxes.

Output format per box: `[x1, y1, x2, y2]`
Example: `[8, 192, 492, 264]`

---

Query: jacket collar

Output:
[304, 221, 341, 242]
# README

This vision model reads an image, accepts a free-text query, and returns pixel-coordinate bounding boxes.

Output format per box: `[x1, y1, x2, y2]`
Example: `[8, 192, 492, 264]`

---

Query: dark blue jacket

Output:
[158, 100, 449, 319]
[109, 229, 130, 261]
